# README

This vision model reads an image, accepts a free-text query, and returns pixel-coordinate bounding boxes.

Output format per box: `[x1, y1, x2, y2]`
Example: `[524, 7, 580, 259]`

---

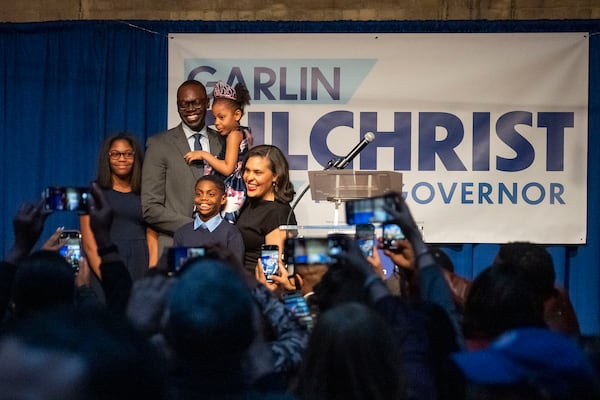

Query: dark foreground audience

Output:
[294, 302, 404, 400]
[495, 242, 580, 337]
[453, 327, 600, 400]
[0, 306, 165, 400]
[442, 241, 581, 338]
[0, 200, 103, 324]
[1, 186, 599, 400]
[462, 262, 547, 350]
[302, 194, 462, 400]
[162, 257, 295, 400]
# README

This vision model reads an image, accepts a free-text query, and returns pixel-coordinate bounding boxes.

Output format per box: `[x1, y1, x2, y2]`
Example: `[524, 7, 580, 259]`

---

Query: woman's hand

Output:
[255, 260, 296, 294]
[367, 242, 387, 280]
[41, 226, 65, 252]
[6, 199, 52, 265]
[382, 238, 416, 271]
[255, 260, 278, 291]
[268, 264, 296, 291]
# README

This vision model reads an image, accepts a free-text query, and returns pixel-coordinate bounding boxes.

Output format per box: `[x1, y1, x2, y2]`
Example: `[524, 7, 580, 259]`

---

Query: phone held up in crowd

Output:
[166, 246, 206, 276]
[345, 191, 405, 248]
[59, 230, 82, 273]
[43, 186, 91, 213]
[344, 191, 403, 225]
[283, 234, 354, 268]
[260, 244, 279, 282]
[355, 223, 375, 257]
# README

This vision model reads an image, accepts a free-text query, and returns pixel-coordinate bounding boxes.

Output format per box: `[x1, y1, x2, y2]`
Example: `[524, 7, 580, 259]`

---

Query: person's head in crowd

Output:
[453, 327, 600, 400]
[294, 302, 404, 400]
[312, 261, 368, 313]
[96, 132, 144, 193]
[287, 238, 331, 297]
[11, 250, 75, 318]
[242, 144, 295, 204]
[177, 79, 209, 131]
[0, 307, 165, 400]
[211, 81, 251, 136]
[312, 235, 463, 400]
[462, 262, 546, 349]
[311, 234, 384, 312]
[294, 264, 329, 297]
[495, 241, 557, 301]
[164, 257, 255, 375]
[193, 175, 227, 222]
[0, 336, 86, 400]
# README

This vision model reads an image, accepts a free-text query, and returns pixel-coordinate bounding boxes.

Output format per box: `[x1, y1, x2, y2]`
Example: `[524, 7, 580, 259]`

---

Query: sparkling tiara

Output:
[213, 81, 237, 100]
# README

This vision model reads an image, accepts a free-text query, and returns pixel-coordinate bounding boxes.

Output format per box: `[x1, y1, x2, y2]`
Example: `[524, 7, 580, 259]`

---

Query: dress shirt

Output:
[194, 213, 224, 232]
[182, 123, 210, 153]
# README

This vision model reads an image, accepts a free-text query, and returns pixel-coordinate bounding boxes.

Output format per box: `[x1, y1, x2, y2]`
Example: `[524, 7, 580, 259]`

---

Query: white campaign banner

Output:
[168, 33, 589, 244]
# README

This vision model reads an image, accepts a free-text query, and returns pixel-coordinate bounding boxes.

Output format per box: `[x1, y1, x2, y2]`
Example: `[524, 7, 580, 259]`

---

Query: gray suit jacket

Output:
[141, 123, 224, 256]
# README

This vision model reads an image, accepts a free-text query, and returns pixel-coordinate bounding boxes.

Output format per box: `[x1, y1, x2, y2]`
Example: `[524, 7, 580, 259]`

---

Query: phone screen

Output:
[345, 192, 401, 225]
[59, 230, 82, 273]
[282, 291, 314, 331]
[167, 247, 206, 275]
[355, 224, 375, 257]
[382, 223, 404, 250]
[284, 238, 333, 265]
[44, 187, 91, 212]
[261, 245, 279, 282]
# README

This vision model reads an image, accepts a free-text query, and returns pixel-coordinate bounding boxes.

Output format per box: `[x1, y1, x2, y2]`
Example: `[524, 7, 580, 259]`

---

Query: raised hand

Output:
[6, 199, 52, 264]
[41, 226, 65, 252]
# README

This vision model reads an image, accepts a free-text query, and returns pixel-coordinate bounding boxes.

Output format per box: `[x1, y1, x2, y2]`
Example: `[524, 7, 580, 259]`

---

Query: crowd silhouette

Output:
[1, 78, 598, 398]
[2, 176, 598, 400]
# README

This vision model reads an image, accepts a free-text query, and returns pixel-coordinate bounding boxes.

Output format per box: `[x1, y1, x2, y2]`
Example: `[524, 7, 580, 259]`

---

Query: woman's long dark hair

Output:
[294, 302, 404, 400]
[96, 132, 144, 194]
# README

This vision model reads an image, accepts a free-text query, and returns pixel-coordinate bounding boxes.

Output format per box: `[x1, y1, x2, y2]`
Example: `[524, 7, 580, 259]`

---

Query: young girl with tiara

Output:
[184, 81, 253, 223]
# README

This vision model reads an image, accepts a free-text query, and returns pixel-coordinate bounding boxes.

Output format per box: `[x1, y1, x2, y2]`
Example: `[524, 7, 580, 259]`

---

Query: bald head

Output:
[295, 264, 328, 296]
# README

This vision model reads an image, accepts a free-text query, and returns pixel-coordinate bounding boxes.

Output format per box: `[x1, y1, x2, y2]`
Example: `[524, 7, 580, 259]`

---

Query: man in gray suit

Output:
[142, 80, 224, 258]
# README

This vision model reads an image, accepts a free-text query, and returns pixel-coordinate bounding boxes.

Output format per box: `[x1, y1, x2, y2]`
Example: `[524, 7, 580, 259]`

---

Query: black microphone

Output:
[333, 132, 376, 169]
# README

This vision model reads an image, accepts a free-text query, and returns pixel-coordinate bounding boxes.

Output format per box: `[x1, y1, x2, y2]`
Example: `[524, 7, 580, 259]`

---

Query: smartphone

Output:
[167, 246, 206, 275]
[44, 186, 91, 212]
[382, 223, 405, 250]
[345, 191, 402, 225]
[260, 244, 279, 282]
[355, 224, 375, 258]
[284, 237, 334, 265]
[59, 230, 82, 273]
[327, 233, 353, 257]
[282, 291, 314, 331]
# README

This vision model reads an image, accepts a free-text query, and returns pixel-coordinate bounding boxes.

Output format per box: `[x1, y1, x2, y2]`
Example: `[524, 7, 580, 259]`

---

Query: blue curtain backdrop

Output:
[0, 20, 598, 333]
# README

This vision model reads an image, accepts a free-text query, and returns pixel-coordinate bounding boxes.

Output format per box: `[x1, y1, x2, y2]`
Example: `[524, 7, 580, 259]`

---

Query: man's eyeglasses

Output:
[177, 99, 206, 111]
[109, 151, 135, 160]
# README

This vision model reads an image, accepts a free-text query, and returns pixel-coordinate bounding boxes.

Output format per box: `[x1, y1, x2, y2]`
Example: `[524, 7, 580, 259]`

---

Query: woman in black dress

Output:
[235, 144, 296, 277]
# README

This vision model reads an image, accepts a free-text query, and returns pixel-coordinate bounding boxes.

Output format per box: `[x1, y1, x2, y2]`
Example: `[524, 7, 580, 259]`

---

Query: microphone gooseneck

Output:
[286, 132, 376, 226]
